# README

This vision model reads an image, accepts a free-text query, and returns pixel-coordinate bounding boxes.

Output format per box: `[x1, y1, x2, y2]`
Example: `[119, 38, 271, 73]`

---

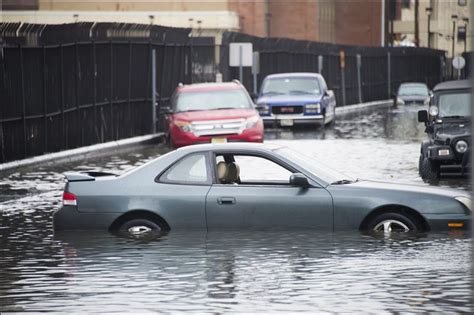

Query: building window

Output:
[458, 0, 467, 6]
[402, 0, 411, 9]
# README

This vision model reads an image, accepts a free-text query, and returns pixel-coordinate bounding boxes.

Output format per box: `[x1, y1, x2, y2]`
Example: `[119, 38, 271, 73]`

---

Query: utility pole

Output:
[452, 15, 458, 58]
[414, 0, 419, 46]
[463, 17, 469, 55]
[426, 7, 432, 48]
[452, 15, 458, 79]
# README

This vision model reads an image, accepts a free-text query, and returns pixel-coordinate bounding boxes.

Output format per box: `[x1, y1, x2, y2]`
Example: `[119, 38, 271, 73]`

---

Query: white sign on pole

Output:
[229, 43, 253, 67]
[452, 56, 466, 70]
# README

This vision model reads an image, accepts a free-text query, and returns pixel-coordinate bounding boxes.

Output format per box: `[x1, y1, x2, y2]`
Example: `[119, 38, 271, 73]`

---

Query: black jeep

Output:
[418, 80, 471, 181]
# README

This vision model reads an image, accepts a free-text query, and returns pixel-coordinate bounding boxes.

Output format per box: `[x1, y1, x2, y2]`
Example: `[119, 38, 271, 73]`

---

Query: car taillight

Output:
[63, 191, 77, 206]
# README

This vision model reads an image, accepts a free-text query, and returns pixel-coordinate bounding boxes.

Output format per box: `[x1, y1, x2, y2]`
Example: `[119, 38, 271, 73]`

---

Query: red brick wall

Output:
[268, 0, 318, 41]
[229, 0, 268, 37]
[335, 0, 383, 46]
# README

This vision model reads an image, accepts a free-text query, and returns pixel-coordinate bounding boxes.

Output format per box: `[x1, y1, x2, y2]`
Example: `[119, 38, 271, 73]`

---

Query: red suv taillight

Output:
[63, 191, 77, 206]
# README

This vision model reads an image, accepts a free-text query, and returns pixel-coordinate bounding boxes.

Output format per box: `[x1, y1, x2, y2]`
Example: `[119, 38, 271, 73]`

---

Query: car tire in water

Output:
[419, 155, 440, 181]
[119, 219, 162, 235]
[367, 212, 420, 233]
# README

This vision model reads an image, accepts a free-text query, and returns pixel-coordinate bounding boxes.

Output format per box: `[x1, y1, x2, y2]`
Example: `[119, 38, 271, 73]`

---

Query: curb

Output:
[0, 133, 165, 173]
[336, 99, 392, 115]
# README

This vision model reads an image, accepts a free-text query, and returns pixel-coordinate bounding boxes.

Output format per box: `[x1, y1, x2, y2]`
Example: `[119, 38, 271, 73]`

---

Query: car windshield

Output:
[175, 90, 252, 112]
[398, 84, 429, 96]
[275, 147, 354, 184]
[261, 77, 321, 96]
[438, 91, 471, 118]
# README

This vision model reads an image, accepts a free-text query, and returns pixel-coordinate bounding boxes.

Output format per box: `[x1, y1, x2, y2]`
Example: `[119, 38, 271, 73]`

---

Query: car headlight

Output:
[455, 196, 472, 213]
[257, 104, 270, 115]
[455, 140, 468, 153]
[174, 120, 192, 132]
[428, 106, 438, 116]
[424, 97, 430, 105]
[396, 98, 405, 105]
[305, 103, 320, 113]
[246, 115, 260, 128]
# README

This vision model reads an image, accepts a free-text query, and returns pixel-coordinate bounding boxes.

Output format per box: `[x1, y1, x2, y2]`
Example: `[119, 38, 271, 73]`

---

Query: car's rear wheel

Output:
[118, 219, 162, 235]
[419, 155, 440, 181]
[367, 212, 419, 233]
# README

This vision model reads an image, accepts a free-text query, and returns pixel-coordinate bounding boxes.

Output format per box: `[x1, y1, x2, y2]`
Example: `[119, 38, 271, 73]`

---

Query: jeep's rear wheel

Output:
[419, 155, 440, 181]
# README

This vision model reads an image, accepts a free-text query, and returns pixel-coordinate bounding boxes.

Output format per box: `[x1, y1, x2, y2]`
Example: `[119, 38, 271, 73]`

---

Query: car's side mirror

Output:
[322, 90, 331, 101]
[429, 91, 433, 98]
[161, 106, 173, 115]
[418, 110, 428, 123]
[290, 173, 310, 188]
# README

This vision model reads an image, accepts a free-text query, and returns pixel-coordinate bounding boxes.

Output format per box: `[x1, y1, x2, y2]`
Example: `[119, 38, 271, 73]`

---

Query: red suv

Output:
[164, 81, 264, 148]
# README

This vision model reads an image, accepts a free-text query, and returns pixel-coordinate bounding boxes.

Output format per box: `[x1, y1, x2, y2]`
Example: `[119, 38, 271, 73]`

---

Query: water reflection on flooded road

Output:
[0, 104, 471, 313]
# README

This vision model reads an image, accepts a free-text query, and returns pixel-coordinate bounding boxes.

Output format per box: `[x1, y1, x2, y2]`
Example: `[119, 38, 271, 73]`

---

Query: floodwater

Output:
[0, 104, 472, 313]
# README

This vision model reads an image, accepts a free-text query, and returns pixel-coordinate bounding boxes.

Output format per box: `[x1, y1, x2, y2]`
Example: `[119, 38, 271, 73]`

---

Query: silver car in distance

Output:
[54, 143, 471, 234]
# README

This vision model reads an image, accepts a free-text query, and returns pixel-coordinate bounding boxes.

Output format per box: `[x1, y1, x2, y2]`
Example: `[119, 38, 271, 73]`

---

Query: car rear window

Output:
[175, 89, 252, 112]
[159, 154, 210, 184]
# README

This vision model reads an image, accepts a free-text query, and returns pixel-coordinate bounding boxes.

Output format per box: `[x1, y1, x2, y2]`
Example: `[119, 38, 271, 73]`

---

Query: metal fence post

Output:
[92, 41, 100, 143]
[151, 48, 157, 134]
[74, 42, 82, 146]
[387, 51, 391, 98]
[60, 44, 65, 150]
[318, 55, 323, 74]
[42, 46, 47, 154]
[109, 41, 114, 140]
[239, 44, 243, 83]
[356, 54, 362, 103]
[127, 41, 132, 136]
[19, 44, 27, 158]
[339, 51, 346, 106]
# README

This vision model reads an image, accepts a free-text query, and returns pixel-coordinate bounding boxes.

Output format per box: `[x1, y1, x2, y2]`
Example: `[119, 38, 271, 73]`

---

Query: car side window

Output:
[216, 154, 292, 185]
[160, 154, 209, 184]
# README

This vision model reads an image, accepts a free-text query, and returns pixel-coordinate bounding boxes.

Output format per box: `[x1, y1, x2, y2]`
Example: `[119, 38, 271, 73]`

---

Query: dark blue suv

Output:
[256, 73, 336, 127]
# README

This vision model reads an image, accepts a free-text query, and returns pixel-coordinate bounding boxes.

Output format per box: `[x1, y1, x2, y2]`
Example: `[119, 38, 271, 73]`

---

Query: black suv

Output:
[418, 80, 471, 181]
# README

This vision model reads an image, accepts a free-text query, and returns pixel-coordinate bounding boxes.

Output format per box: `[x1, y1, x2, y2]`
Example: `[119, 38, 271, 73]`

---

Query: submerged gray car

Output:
[54, 143, 471, 233]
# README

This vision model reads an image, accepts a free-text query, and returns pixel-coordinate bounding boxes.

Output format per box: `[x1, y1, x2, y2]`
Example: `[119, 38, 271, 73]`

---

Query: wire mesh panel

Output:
[0, 23, 450, 163]
[0, 23, 192, 163]
[220, 32, 446, 106]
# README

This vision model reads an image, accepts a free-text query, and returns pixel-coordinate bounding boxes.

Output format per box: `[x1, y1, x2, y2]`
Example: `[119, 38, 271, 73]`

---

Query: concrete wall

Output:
[393, 0, 472, 56]
[38, 0, 229, 11]
[2, 10, 240, 33]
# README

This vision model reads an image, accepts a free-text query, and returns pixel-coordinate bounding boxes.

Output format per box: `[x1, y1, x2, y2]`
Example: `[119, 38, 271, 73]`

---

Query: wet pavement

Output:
[0, 104, 472, 312]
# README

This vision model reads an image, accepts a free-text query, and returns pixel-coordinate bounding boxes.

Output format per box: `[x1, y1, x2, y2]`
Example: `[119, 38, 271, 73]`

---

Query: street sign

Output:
[452, 56, 466, 70]
[229, 42, 253, 67]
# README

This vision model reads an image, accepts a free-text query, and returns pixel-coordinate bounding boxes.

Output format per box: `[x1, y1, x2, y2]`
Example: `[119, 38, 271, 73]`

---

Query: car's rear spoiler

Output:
[64, 171, 118, 182]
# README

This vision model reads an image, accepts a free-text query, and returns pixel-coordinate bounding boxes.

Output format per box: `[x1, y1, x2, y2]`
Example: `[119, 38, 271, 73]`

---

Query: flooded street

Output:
[0, 104, 472, 313]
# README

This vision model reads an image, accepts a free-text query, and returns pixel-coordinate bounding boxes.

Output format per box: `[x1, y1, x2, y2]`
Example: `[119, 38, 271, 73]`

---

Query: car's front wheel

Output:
[118, 219, 162, 235]
[367, 212, 420, 233]
[419, 155, 440, 181]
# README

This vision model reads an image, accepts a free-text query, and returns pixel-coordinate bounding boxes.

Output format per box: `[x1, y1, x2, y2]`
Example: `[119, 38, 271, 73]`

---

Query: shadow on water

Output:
[0, 104, 471, 312]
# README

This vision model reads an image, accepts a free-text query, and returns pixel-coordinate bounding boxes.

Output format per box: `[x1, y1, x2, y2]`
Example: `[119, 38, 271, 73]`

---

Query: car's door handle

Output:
[217, 197, 236, 205]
